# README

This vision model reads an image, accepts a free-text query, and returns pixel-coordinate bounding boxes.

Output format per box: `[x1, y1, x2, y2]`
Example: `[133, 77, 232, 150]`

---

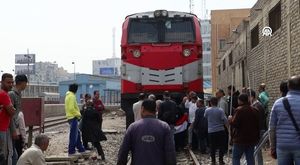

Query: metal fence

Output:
[102, 89, 121, 105]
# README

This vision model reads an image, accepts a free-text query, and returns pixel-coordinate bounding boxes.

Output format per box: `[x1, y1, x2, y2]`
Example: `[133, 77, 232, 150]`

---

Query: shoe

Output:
[100, 153, 105, 160]
[219, 160, 225, 165]
[80, 150, 91, 155]
[85, 147, 92, 150]
[68, 152, 81, 157]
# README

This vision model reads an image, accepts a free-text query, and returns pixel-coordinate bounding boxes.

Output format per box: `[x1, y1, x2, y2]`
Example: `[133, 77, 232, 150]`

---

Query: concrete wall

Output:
[44, 104, 121, 118]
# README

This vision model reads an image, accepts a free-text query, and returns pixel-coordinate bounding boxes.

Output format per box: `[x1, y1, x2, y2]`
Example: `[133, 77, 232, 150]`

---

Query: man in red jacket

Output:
[93, 90, 105, 130]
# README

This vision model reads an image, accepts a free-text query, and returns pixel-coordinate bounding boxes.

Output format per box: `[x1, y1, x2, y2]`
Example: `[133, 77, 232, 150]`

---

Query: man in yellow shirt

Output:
[65, 83, 85, 155]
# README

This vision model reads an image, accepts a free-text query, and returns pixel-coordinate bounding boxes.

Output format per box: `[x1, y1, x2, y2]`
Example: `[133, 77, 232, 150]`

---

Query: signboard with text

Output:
[15, 54, 36, 64]
[100, 67, 117, 75]
[15, 65, 35, 75]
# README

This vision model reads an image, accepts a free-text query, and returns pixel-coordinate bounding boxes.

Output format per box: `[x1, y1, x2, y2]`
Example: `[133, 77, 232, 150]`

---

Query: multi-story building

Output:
[211, 9, 251, 93]
[201, 19, 212, 93]
[28, 61, 72, 84]
[217, 0, 300, 105]
[92, 58, 121, 76]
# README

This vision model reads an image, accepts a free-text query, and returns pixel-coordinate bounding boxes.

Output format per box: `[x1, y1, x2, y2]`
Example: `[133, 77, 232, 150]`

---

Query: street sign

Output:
[15, 65, 35, 75]
[15, 54, 36, 64]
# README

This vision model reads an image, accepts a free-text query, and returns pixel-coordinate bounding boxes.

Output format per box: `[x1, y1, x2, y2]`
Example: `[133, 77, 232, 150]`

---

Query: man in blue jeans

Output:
[65, 83, 85, 155]
[269, 75, 300, 165]
[228, 94, 260, 165]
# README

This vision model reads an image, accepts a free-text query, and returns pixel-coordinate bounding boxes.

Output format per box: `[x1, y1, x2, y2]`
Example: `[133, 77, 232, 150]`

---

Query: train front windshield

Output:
[128, 17, 195, 43]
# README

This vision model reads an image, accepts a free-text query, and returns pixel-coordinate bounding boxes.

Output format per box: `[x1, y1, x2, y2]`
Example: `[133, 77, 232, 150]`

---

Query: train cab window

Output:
[128, 18, 195, 43]
[164, 18, 195, 43]
[128, 19, 159, 43]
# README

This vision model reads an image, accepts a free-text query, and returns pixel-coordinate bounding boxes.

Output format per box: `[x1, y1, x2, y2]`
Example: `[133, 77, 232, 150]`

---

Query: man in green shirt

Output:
[258, 83, 269, 128]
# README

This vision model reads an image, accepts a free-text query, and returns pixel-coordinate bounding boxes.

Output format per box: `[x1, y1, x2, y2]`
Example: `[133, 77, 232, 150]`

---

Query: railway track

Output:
[176, 148, 200, 165]
[126, 148, 200, 165]
[26, 116, 67, 133]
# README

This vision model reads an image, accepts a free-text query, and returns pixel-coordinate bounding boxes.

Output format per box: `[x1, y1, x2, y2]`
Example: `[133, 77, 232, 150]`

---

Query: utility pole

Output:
[24, 48, 34, 146]
[112, 27, 116, 58]
[72, 62, 76, 81]
[24, 49, 31, 80]
[189, 0, 194, 14]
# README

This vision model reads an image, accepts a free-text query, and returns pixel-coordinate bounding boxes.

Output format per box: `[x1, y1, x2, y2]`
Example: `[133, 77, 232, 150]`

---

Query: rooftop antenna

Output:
[200, 0, 208, 19]
[112, 27, 116, 58]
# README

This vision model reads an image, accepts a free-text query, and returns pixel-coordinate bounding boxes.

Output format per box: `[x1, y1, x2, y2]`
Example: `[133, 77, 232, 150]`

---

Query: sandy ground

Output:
[42, 110, 126, 165]
[40, 109, 276, 165]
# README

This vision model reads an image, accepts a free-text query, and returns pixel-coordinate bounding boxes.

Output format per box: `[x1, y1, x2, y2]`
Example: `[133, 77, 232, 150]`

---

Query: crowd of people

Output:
[64, 84, 107, 160]
[0, 73, 51, 165]
[117, 75, 300, 165]
[1, 72, 300, 165]
[0, 74, 108, 164]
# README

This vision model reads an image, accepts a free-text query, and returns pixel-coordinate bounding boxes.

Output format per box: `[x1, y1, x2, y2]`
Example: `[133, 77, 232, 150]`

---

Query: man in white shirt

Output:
[216, 89, 228, 116]
[133, 93, 146, 121]
[185, 94, 198, 149]
[17, 134, 49, 165]
[15, 111, 26, 158]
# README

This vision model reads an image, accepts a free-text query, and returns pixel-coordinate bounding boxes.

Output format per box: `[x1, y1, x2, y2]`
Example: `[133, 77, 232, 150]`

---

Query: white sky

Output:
[0, 0, 256, 74]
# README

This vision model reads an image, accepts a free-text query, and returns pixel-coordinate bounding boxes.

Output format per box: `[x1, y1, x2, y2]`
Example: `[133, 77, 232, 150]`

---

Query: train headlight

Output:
[133, 49, 141, 58]
[154, 10, 168, 17]
[161, 10, 168, 17]
[183, 49, 191, 57]
[154, 10, 161, 17]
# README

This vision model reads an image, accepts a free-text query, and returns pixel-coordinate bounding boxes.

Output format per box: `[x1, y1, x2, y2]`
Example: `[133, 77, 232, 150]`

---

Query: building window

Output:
[219, 39, 226, 50]
[201, 24, 211, 35]
[269, 2, 281, 33]
[229, 52, 233, 66]
[251, 25, 259, 48]
[218, 65, 221, 75]
[203, 54, 210, 63]
[203, 42, 211, 51]
[222, 58, 226, 71]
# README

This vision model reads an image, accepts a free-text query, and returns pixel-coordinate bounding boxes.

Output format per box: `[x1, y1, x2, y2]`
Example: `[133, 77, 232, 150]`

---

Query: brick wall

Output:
[217, 0, 300, 106]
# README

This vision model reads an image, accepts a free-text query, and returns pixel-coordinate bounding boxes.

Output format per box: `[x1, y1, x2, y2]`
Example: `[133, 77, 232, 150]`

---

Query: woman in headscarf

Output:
[81, 99, 107, 160]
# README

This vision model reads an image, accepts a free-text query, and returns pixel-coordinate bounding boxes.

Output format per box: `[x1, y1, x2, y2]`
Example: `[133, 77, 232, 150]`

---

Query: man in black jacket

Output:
[227, 85, 239, 116]
[193, 99, 208, 153]
[158, 91, 178, 126]
[158, 91, 178, 147]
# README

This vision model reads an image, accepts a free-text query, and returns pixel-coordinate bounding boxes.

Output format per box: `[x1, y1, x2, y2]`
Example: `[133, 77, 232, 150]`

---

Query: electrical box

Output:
[22, 97, 44, 127]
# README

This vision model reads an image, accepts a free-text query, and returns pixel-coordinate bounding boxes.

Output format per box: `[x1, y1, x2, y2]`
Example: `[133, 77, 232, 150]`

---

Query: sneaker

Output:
[80, 150, 91, 159]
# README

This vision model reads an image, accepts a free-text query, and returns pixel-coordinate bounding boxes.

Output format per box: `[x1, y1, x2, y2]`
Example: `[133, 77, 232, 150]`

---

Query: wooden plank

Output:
[46, 161, 71, 165]
[188, 148, 200, 165]
[45, 156, 78, 162]
[103, 129, 117, 134]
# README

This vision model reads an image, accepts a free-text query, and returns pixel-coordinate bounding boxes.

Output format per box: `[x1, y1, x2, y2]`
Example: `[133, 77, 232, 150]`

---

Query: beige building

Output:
[211, 9, 251, 94]
[217, 0, 300, 105]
